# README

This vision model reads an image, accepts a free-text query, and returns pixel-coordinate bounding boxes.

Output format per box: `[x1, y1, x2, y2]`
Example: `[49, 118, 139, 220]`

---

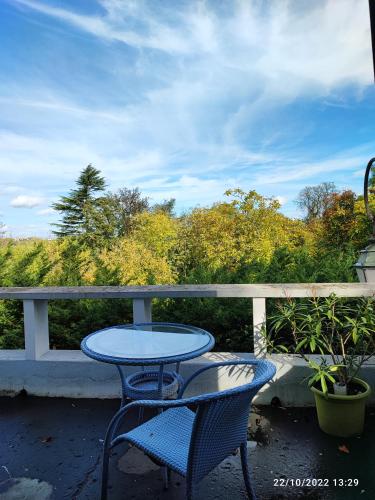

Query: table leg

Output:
[157, 364, 164, 399]
[116, 365, 127, 407]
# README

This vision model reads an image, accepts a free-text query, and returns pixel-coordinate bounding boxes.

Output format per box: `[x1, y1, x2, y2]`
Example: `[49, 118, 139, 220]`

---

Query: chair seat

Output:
[124, 370, 183, 400]
[123, 406, 195, 476]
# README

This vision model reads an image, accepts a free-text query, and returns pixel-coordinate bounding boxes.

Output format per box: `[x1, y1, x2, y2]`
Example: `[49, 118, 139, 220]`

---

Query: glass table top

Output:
[83, 324, 213, 362]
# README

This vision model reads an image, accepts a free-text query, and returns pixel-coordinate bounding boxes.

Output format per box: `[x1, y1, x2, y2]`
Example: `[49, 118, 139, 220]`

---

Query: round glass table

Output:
[81, 322, 215, 403]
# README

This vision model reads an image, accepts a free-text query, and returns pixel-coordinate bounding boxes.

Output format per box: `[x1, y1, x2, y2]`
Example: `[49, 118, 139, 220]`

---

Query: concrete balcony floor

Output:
[0, 395, 374, 500]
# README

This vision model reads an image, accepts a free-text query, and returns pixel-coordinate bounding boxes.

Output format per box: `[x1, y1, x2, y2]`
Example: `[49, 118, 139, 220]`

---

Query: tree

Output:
[52, 165, 106, 237]
[110, 188, 150, 234]
[179, 189, 312, 275]
[152, 198, 176, 216]
[296, 182, 336, 221]
[97, 238, 175, 285]
[82, 187, 150, 244]
[131, 211, 178, 258]
[113, 188, 149, 218]
[369, 163, 375, 191]
[321, 190, 371, 250]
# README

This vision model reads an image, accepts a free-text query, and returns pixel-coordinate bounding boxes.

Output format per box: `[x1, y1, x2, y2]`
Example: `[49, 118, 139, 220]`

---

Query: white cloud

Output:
[14, 0, 372, 93]
[0, 131, 101, 183]
[0, 96, 132, 124]
[0, 184, 23, 195]
[144, 174, 238, 209]
[11, 195, 44, 208]
[5, 0, 373, 160]
[353, 168, 367, 178]
[13, 0, 192, 53]
[276, 196, 288, 206]
[251, 152, 371, 186]
[0, 224, 10, 236]
[6, 0, 371, 178]
[37, 208, 55, 216]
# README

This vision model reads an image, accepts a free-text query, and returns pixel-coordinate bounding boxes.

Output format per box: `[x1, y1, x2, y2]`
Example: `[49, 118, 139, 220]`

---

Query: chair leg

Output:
[162, 466, 170, 489]
[240, 442, 256, 500]
[101, 447, 111, 500]
[138, 406, 144, 424]
[186, 478, 194, 500]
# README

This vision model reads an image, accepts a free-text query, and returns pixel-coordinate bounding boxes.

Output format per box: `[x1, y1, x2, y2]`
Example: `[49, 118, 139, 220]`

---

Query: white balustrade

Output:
[0, 283, 370, 361]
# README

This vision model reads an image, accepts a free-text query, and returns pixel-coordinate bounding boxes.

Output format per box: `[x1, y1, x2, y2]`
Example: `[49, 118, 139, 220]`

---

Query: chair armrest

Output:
[178, 359, 267, 398]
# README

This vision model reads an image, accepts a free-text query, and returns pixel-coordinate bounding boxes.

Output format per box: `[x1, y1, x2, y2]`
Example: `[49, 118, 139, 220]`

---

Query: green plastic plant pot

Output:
[310, 378, 371, 437]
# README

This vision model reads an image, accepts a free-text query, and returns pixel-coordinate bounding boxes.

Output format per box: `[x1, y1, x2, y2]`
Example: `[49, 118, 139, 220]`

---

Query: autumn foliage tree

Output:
[321, 190, 371, 250]
[180, 189, 312, 275]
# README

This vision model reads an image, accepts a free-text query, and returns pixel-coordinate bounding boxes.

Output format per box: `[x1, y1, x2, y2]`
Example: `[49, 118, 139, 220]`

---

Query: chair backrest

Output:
[186, 360, 275, 483]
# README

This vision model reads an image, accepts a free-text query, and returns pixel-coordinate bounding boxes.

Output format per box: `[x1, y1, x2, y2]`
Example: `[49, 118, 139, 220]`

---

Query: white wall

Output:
[1, 350, 374, 406]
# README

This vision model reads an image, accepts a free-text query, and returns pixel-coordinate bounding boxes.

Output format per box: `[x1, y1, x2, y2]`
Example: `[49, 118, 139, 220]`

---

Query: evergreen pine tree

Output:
[52, 164, 106, 237]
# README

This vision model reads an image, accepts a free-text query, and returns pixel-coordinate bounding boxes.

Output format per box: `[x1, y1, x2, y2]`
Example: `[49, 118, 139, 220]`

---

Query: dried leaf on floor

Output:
[40, 436, 53, 443]
[338, 444, 349, 454]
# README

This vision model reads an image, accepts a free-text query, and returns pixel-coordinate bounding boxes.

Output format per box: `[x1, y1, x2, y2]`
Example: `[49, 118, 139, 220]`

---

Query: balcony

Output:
[0, 283, 375, 499]
[1, 394, 374, 499]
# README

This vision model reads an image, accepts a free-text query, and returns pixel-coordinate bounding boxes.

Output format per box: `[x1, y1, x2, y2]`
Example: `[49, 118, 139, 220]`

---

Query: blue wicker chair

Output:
[101, 359, 276, 499]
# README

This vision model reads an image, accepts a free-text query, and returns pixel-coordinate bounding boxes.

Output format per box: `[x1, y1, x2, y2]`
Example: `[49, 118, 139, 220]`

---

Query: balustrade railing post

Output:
[23, 299, 49, 360]
[252, 297, 267, 357]
[132, 298, 152, 323]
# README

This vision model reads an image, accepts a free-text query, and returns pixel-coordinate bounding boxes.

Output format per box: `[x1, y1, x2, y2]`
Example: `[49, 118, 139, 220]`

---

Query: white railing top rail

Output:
[0, 283, 373, 300]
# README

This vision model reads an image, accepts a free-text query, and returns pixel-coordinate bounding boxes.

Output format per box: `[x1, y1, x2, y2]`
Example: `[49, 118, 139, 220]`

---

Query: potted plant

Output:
[265, 294, 374, 437]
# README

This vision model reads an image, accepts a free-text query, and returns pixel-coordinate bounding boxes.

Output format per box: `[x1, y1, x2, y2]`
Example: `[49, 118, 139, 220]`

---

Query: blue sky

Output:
[0, 0, 374, 237]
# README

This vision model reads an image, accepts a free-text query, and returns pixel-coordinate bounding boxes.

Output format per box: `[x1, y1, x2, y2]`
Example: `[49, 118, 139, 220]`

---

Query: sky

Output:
[0, 0, 374, 238]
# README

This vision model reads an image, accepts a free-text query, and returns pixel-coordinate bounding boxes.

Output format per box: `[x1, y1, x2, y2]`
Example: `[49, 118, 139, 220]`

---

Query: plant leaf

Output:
[320, 374, 328, 395]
